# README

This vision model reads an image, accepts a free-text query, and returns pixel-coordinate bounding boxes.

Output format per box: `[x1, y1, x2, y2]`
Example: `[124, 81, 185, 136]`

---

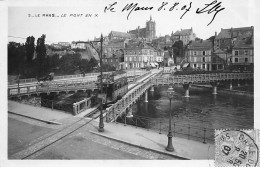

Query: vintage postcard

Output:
[1, 0, 259, 167]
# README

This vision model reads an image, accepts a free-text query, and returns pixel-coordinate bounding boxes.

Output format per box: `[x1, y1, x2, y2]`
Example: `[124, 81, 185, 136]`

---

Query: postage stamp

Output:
[215, 129, 259, 167]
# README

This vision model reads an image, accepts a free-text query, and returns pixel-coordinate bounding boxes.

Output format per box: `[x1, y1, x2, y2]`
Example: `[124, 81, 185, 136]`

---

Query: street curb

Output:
[89, 130, 190, 160]
[8, 111, 62, 125]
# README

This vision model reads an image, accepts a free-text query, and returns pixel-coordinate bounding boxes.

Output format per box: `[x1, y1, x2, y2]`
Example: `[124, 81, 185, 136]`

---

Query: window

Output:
[194, 51, 197, 56]
[203, 51, 206, 55]
[129, 57, 132, 61]
[245, 58, 248, 63]
[203, 57, 205, 62]
[202, 64, 205, 69]
[235, 58, 238, 63]
[125, 57, 127, 62]
[244, 50, 248, 55]
[194, 64, 197, 68]
[194, 57, 197, 62]
[235, 51, 239, 56]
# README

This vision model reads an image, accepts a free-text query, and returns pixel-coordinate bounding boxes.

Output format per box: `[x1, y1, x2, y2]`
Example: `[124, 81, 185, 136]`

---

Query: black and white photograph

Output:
[1, 0, 259, 167]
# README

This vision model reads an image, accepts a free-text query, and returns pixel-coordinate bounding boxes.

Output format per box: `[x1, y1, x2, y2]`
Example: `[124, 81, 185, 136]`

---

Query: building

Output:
[105, 39, 127, 57]
[58, 42, 70, 47]
[186, 40, 224, 71]
[214, 26, 254, 51]
[231, 37, 254, 72]
[102, 55, 121, 70]
[71, 41, 87, 49]
[108, 31, 136, 40]
[152, 35, 174, 50]
[124, 41, 155, 69]
[213, 26, 254, 71]
[128, 16, 156, 41]
[155, 49, 164, 67]
[171, 28, 196, 45]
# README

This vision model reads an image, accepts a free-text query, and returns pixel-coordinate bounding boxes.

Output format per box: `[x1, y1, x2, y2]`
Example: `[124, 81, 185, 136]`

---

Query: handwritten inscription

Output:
[196, 0, 225, 26]
[104, 0, 225, 26]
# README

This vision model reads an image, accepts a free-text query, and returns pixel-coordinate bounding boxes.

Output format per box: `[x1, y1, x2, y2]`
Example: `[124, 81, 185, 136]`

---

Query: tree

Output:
[98, 63, 116, 72]
[25, 36, 35, 64]
[36, 34, 47, 77]
[58, 53, 82, 74]
[88, 57, 98, 70]
[8, 42, 26, 75]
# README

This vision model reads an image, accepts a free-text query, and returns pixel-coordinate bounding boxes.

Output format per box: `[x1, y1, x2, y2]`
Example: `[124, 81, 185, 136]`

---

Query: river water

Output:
[132, 85, 254, 130]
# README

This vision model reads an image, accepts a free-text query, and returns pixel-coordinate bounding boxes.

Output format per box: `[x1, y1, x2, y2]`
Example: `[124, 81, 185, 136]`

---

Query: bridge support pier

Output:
[211, 82, 219, 95]
[144, 90, 148, 103]
[183, 84, 190, 98]
[229, 81, 233, 90]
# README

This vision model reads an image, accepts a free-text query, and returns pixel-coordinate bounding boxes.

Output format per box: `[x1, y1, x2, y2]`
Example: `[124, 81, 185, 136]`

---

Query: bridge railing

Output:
[114, 115, 214, 144]
[152, 73, 253, 85]
[105, 77, 153, 121]
[8, 82, 97, 96]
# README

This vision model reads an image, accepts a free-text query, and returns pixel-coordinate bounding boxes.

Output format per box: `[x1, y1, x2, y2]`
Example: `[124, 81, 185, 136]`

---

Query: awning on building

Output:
[183, 63, 190, 68]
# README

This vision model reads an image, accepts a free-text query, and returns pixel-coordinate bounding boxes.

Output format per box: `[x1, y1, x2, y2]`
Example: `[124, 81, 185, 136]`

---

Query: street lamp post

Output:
[98, 34, 104, 132]
[166, 85, 174, 152]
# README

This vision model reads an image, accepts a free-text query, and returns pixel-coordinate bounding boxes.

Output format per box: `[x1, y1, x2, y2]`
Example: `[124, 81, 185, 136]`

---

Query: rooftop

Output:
[188, 40, 212, 50]
[215, 26, 253, 39]
[173, 28, 193, 36]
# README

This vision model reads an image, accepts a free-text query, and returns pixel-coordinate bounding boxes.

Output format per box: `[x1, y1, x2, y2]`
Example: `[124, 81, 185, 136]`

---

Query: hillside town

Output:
[49, 16, 254, 73]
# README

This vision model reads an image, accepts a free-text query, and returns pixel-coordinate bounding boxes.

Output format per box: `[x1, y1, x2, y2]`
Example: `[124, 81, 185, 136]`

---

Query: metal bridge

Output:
[104, 72, 253, 122]
[8, 72, 253, 98]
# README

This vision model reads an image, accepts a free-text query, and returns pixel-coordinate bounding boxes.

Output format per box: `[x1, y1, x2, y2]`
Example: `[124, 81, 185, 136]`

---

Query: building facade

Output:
[171, 28, 196, 45]
[124, 42, 155, 69]
[231, 37, 254, 71]
[187, 40, 214, 71]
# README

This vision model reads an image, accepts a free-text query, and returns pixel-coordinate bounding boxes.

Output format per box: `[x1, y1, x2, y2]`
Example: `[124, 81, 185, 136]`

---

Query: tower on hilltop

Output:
[145, 15, 156, 41]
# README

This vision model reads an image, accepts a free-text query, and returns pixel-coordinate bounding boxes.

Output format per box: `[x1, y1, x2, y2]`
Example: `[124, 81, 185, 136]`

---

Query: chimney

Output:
[215, 32, 217, 37]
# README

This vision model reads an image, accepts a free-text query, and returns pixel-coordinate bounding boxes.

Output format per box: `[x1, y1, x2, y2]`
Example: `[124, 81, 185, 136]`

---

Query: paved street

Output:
[8, 113, 175, 160]
[8, 115, 54, 157]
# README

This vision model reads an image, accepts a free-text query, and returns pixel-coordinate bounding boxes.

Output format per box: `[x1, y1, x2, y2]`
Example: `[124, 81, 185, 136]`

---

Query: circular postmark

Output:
[215, 130, 259, 167]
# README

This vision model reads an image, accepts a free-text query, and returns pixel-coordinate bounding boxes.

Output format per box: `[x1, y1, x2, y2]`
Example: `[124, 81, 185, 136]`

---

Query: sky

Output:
[7, 0, 258, 44]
